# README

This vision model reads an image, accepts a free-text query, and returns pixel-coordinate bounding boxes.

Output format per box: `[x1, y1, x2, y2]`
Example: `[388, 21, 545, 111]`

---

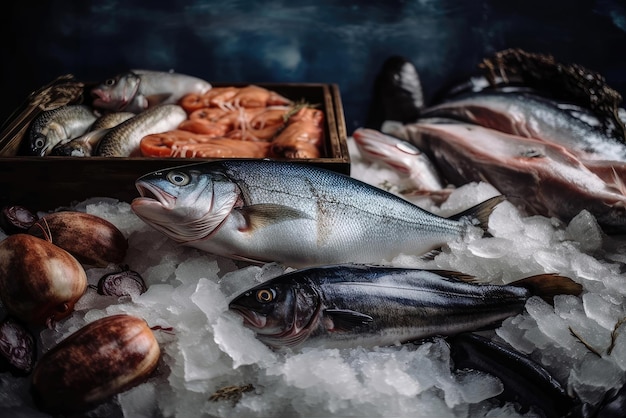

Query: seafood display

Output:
[5, 70, 332, 160]
[228, 264, 581, 350]
[2, 48, 626, 418]
[131, 159, 503, 268]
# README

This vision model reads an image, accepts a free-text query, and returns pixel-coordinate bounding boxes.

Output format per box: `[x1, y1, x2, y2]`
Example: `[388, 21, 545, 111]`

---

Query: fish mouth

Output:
[134, 180, 176, 209]
[230, 305, 268, 330]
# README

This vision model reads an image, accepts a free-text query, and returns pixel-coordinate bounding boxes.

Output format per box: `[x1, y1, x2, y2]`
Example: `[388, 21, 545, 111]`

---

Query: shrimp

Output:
[271, 119, 324, 158]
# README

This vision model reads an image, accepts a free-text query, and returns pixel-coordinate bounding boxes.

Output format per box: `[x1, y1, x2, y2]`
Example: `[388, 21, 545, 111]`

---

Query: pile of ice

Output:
[1, 139, 625, 417]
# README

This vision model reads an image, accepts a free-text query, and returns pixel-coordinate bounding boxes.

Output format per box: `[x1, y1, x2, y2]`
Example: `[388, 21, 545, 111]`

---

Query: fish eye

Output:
[34, 137, 45, 149]
[104, 78, 115, 86]
[256, 288, 276, 303]
[166, 171, 190, 186]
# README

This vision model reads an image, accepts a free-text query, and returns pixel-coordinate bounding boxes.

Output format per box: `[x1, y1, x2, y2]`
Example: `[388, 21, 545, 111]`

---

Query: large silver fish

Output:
[420, 90, 626, 162]
[96, 104, 187, 157]
[228, 264, 582, 350]
[91, 69, 212, 113]
[27, 104, 98, 156]
[131, 160, 504, 268]
[391, 120, 626, 232]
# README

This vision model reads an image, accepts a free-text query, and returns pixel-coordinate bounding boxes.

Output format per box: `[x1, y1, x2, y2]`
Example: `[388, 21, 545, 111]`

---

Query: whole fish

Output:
[131, 160, 504, 268]
[420, 90, 626, 162]
[51, 112, 135, 157]
[91, 69, 212, 113]
[228, 264, 582, 350]
[27, 105, 98, 156]
[96, 104, 187, 157]
[392, 120, 626, 233]
[352, 127, 449, 199]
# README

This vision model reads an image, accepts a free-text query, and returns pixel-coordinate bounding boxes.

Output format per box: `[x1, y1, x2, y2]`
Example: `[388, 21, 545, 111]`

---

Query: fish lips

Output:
[133, 180, 177, 210]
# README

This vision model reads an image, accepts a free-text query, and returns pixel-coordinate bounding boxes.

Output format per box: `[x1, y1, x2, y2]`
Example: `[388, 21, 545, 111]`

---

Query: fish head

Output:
[91, 72, 141, 111]
[131, 164, 239, 243]
[28, 132, 49, 156]
[229, 276, 321, 349]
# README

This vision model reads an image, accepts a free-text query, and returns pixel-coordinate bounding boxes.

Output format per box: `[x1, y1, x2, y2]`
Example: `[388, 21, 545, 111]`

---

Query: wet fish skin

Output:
[131, 159, 504, 268]
[91, 69, 211, 113]
[228, 264, 581, 350]
[27, 105, 98, 156]
[448, 333, 578, 418]
[96, 104, 187, 157]
[392, 120, 626, 233]
[51, 112, 136, 157]
[420, 90, 626, 162]
[352, 127, 447, 194]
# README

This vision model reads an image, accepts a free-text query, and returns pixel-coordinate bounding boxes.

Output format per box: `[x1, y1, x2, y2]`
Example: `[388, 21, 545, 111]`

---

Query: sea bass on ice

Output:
[228, 264, 582, 350]
[131, 160, 504, 268]
[91, 69, 212, 113]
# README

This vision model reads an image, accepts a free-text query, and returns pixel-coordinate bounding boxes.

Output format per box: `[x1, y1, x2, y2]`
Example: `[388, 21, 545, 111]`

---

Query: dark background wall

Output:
[1, 0, 625, 133]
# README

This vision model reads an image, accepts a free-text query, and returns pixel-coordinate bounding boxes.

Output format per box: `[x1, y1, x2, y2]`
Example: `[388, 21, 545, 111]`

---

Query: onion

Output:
[0, 315, 36, 376]
[0, 234, 87, 326]
[27, 211, 128, 267]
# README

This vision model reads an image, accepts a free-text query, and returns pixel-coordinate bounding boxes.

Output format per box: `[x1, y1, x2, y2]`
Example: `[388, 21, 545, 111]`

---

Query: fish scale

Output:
[131, 160, 504, 267]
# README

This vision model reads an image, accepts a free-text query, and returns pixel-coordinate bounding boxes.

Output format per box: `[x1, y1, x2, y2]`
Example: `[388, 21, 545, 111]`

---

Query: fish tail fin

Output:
[449, 195, 506, 234]
[511, 274, 583, 304]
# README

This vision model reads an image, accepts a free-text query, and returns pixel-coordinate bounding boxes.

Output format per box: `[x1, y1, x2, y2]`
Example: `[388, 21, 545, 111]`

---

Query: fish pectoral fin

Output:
[428, 270, 481, 284]
[240, 204, 311, 231]
[145, 93, 173, 107]
[324, 309, 373, 331]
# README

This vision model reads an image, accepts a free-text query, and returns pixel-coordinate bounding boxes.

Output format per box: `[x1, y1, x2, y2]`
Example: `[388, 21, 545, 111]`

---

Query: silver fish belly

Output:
[96, 104, 187, 157]
[27, 105, 97, 156]
[91, 70, 211, 113]
[420, 91, 626, 162]
[131, 160, 503, 267]
[228, 265, 580, 350]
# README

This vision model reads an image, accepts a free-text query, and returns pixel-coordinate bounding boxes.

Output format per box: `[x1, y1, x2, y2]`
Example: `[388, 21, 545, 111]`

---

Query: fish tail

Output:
[450, 195, 506, 233]
[511, 274, 583, 304]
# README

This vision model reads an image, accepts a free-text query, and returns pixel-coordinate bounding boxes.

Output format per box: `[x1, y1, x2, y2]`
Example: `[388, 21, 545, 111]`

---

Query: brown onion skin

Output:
[0, 234, 87, 326]
[31, 314, 161, 415]
[27, 211, 128, 267]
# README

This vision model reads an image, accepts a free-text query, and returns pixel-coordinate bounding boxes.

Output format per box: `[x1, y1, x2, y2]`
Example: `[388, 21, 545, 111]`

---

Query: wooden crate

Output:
[0, 79, 350, 211]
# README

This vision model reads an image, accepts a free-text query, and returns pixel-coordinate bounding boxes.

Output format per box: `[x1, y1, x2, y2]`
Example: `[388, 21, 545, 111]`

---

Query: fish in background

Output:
[419, 90, 626, 163]
[91, 69, 212, 113]
[390, 120, 626, 233]
[131, 160, 504, 268]
[365, 55, 424, 129]
[228, 264, 582, 350]
[26, 104, 98, 156]
[50, 111, 135, 157]
[352, 127, 452, 202]
[95, 104, 187, 157]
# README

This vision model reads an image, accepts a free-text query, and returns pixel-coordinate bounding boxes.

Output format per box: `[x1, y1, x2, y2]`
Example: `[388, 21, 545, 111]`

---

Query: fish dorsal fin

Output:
[240, 204, 311, 232]
[449, 195, 506, 233]
[324, 309, 374, 331]
[510, 273, 583, 304]
[428, 270, 481, 284]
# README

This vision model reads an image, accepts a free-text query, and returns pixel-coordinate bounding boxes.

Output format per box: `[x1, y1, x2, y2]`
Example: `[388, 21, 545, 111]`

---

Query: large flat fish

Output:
[420, 90, 626, 162]
[391, 120, 626, 233]
[131, 160, 504, 268]
[228, 264, 582, 350]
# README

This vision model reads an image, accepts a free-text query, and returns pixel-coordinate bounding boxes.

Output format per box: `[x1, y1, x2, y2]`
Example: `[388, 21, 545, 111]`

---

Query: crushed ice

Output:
[1, 139, 626, 416]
